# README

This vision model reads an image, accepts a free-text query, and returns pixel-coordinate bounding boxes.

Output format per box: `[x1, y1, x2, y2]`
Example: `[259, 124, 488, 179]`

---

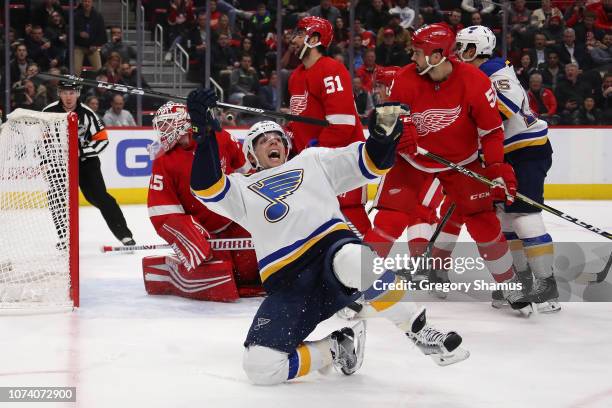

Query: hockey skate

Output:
[492, 267, 533, 308]
[529, 276, 561, 313]
[330, 320, 366, 375]
[406, 307, 469, 366]
[502, 275, 535, 316]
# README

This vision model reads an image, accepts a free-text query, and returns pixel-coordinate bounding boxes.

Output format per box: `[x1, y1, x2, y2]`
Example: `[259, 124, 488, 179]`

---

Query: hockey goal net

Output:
[0, 109, 79, 310]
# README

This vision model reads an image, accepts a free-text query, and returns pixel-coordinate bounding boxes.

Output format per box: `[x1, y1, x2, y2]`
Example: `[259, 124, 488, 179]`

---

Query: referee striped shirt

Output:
[43, 101, 109, 159]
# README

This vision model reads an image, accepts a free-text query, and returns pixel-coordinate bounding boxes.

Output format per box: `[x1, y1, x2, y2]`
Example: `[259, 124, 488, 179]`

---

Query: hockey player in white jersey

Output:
[188, 88, 469, 385]
[454, 25, 560, 313]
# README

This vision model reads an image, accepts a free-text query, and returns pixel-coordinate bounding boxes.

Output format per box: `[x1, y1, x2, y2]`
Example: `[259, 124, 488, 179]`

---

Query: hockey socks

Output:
[287, 340, 334, 380]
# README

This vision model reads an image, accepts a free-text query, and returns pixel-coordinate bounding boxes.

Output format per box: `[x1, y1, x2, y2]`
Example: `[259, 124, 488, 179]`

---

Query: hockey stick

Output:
[36, 72, 329, 127]
[575, 251, 612, 284]
[408, 147, 612, 241]
[101, 238, 254, 253]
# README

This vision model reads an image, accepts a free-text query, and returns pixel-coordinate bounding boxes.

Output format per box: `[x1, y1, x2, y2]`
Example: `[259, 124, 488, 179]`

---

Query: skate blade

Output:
[429, 289, 447, 300]
[348, 320, 367, 375]
[491, 299, 508, 309]
[517, 303, 536, 317]
[430, 347, 470, 367]
[537, 300, 561, 314]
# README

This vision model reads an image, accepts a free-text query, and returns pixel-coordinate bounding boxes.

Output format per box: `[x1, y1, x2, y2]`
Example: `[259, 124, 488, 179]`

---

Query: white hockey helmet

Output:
[243, 120, 291, 170]
[149, 101, 192, 159]
[455, 25, 496, 62]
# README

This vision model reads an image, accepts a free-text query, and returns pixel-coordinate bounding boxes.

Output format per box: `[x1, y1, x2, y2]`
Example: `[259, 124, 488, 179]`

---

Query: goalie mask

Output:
[149, 101, 192, 159]
[455, 25, 496, 62]
[294, 16, 334, 59]
[243, 121, 291, 170]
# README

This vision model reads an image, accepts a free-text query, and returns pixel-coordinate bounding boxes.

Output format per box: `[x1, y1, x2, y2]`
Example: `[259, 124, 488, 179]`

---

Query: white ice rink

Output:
[1, 201, 612, 408]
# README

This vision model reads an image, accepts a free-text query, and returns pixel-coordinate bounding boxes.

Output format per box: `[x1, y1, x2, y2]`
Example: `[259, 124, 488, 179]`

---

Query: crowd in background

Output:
[1, 0, 611, 125]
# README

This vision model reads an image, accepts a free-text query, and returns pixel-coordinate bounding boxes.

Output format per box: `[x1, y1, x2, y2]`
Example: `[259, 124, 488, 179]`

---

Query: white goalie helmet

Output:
[455, 25, 496, 62]
[148, 101, 192, 159]
[242, 120, 291, 170]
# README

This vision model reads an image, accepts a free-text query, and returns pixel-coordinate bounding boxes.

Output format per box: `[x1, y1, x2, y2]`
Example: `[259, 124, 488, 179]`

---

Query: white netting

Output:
[0, 109, 75, 310]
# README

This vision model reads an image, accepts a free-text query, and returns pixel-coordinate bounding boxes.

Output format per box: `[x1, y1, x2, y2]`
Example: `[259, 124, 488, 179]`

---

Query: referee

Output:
[44, 80, 135, 246]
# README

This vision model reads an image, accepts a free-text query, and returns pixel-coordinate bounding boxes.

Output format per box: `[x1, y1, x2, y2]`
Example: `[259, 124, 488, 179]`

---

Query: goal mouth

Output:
[0, 109, 79, 312]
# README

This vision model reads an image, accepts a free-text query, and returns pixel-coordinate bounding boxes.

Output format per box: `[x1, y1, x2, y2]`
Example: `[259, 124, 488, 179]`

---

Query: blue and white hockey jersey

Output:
[191, 137, 392, 290]
[480, 58, 550, 156]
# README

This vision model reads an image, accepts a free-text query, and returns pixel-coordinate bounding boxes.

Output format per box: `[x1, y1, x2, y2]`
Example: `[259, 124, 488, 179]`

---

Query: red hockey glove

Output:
[397, 115, 418, 157]
[483, 162, 517, 205]
[158, 215, 213, 271]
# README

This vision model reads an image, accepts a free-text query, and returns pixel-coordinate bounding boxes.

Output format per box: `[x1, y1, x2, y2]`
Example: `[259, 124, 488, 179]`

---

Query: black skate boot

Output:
[330, 321, 366, 375]
[406, 307, 469, 366]
[492, 267, 533, 308]
[529, 276, 561, 313]
[502, 276, 535, 316]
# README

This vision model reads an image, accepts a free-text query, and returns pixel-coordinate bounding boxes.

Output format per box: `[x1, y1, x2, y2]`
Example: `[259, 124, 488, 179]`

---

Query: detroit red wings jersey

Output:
[288, 56, 364, 153]
[148, 130, 249, 233]
[390, 60, 502, 172]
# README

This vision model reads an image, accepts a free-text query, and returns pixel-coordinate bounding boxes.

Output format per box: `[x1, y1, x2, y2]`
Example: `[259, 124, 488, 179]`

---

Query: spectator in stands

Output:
[211, 33, 239, 80]
[216, 13, 241, 44]
[352, 18, 376, 49]
[344, 33, 366, 70]
[375, 28, 410, 67]
[355, 49, 378, 92]
[553, 1, 575, 13]
[516, 53, 538, 90]
[44, 67, 62, 103]
[555, 27, 591, 69]
[529, 33, 551, 68]
[555, 63, 595, 123]
[9, 43, 31, 85]
[13, 79, 47, 111]
[165, 0, 196, 62]
[509, 0, 532, 32]
[589, 0, 612, 31]
[100, 52, 123, 84]
[440, 9, 464, 35]
[470, 12, 483, 26]
[505, 32, 523, 68]
[365, 0, 390, 33]
[74, 0, 107, 76]
[333, 17, 350, 49]
[229, 54, 259, 105]
[214, 0, 254, 30]
[574, 11, 606, 46]
[237, 37, 259, 70]
[84, 74, 113, 113]
[85, 95, 104, 117]
[308, 0, 341, 25]
[45, 11, 68, 67]
[543, 15, 566, 46]
[32, 0, 65, 30]
[572, 96, 602, 124]
[25, 25, 56, 70]
[540, 50, 565, 90]
[187, 12, 209, 76]
[377, 13, 410, 47]
[24, 63, 42, 87]
[533, 0, 563, 28]
[207, 0, 222, 31]
[595, 72, 612, 124]
[101, 27, 137, 64]
[389, 0, 415, 29]
[409, 0, 442, 24]
[258, 71, 279, 111]
[528, 72, 559, 125]
[461, 0, 495, 24]
[564, 0, 588, 27]
[246, 3, 275, 57]
[103, 94, 137, 127]
[353, 76, 373, 124]
[118, 62, 150, 89]
[590, 32, 612, 70]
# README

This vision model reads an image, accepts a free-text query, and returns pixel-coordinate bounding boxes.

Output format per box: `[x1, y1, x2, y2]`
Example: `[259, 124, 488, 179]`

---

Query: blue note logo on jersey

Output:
[248, 169, 304, 223]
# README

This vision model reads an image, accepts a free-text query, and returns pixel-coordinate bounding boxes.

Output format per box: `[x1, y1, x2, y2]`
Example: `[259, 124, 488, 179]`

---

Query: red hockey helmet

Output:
[411, 24, 456, 75]
[375, 66, 401, 88]
[296, 16, 334, 58]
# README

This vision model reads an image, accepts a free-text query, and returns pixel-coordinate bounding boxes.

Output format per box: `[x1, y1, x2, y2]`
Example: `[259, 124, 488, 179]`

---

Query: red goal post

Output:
[0, 109, 79, 311]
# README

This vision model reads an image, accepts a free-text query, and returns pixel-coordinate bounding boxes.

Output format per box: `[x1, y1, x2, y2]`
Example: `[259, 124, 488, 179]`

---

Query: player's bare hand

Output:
[483, 162, 517, 205]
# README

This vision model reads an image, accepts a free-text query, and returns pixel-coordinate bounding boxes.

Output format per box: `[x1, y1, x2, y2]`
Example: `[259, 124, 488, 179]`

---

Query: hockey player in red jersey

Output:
[287, 16, 370, 235]
[373, 24, 533, 313]
[143, 101, 261, 302]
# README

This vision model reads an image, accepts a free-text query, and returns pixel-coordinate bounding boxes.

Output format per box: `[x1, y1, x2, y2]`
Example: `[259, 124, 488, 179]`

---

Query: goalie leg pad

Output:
[243, 346, 289, 385]
[142, 255, 239, 302]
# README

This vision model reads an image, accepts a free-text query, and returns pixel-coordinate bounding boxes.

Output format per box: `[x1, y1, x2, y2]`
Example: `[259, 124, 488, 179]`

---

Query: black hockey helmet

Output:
[58, 80, 81, 91]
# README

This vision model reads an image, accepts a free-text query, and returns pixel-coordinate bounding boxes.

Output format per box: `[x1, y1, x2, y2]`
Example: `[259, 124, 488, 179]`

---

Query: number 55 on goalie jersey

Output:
[480, 58, 551, 156]
[191, 141, 390, 291]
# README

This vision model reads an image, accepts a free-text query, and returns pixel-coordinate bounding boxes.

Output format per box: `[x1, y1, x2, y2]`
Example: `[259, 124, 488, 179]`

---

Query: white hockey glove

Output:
[368, 102, 410, 142]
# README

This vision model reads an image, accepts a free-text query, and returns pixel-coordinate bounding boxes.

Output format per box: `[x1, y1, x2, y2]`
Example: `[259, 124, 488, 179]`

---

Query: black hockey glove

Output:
[187, 87, 221, 143]
[367, 102, 410, 143]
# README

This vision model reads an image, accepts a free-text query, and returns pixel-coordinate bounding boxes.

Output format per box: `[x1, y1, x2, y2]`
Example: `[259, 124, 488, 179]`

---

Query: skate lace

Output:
[418, 325, 446, 346]
[530, 278, 550, 296]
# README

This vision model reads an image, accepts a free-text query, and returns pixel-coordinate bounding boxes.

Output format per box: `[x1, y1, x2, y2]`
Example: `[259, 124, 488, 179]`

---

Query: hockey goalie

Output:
[143, 101, 262, 302]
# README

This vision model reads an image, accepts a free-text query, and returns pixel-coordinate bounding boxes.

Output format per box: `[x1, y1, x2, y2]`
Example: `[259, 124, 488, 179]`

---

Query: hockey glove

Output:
[187, 87, 220, 142]
[483, 162, 517, 205]
[158, 215, 213, 271]
[397, 114, 418, 157]
[368, 102, 409, 143]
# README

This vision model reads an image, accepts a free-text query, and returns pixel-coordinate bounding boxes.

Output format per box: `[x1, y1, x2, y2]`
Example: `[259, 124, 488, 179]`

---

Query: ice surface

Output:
[1, 201, 612, 408]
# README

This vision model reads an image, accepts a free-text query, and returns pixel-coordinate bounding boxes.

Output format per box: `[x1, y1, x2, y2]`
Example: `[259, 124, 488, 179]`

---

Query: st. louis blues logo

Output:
[248, 169, 304, 223]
